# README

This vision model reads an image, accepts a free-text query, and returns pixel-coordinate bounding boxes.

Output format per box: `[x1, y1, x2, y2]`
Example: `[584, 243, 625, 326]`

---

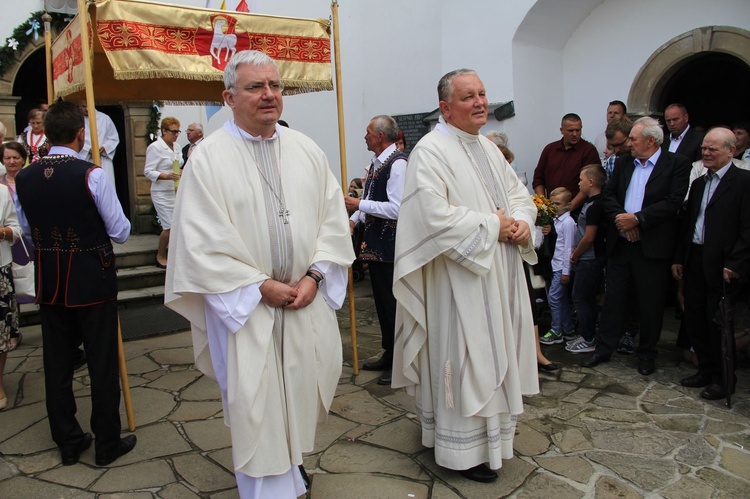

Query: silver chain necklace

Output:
[235, 123, 290, 224]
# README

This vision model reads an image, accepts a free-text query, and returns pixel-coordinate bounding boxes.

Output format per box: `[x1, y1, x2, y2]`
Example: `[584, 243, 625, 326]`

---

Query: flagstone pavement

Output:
[1, 279, 749, 498]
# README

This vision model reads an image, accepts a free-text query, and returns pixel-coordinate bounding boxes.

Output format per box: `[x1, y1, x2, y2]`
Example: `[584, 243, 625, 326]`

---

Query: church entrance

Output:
[658, 52, 750, 130]
[11, 48, 131, 218]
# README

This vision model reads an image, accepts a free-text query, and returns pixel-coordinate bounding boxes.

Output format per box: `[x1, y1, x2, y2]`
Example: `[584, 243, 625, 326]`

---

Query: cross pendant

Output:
[279, 206, 290, 224]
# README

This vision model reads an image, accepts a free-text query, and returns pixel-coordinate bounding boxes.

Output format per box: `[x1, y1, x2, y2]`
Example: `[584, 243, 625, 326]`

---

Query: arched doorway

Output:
[659, 53, 750, 129]
[629, 25, 750, 126]
[11, 48, 131, 217]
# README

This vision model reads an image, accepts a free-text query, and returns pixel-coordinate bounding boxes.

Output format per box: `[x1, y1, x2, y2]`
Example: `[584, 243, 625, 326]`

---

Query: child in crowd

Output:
[540, 187, 576, 345]
[567, 165, 608, 353]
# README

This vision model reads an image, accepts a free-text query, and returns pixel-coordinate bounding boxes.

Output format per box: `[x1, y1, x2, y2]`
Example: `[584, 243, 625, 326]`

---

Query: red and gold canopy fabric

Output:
[51, 0, 333, 103]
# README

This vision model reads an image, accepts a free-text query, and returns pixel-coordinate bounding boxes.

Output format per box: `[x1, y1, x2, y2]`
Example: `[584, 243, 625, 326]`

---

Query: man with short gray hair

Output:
[345, 115, 407, 385]
[583, 117, 690, 375]
[165, 50, 354, 497]
[182, 122, 204, 163]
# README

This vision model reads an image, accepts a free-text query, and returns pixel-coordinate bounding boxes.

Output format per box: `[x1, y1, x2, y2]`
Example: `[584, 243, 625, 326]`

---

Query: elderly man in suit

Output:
[672, 127, 750, 400]
[663, 103, 704, 161]
[582, 117, 690, 375]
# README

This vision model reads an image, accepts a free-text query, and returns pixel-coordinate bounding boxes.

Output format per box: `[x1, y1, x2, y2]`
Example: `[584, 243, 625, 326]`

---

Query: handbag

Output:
[11, 237, 35, 301]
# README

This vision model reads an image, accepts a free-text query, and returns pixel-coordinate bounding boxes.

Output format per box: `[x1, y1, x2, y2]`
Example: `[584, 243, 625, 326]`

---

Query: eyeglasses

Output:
[165, 129, 181, 134]
[241, 82, 285, 94]
[609, 138, 627, 148]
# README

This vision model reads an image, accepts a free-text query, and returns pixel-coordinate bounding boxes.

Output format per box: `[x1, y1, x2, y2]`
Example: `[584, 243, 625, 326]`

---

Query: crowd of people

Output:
[0, 47, 748, 498]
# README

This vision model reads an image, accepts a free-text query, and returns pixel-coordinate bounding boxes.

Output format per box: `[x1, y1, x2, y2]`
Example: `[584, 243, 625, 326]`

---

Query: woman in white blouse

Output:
[0, 182, 21, 410]
[144, 117, 183, 268]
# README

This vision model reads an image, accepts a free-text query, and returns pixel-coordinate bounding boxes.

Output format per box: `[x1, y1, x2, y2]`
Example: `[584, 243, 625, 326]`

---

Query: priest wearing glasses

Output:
[165, 50, 354, 498]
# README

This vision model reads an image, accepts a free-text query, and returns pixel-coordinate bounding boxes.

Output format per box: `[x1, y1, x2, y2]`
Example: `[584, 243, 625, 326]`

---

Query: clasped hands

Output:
[615, 213, 640, 242]
[496, 209, 530, 245]
[259, 273, 319, 310]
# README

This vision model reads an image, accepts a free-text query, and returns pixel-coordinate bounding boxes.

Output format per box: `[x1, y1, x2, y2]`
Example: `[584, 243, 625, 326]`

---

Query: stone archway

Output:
[628, 26, 750, 117]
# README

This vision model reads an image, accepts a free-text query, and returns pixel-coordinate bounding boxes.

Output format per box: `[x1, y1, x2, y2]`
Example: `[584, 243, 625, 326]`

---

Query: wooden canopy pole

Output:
[42, 12, 54, 106]
[331, 1, 359, 375]
[76, 0, 135, 431]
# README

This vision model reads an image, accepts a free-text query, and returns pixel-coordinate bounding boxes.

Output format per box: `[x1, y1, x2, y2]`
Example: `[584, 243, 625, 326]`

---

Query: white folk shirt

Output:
[350, 142, 407, 225]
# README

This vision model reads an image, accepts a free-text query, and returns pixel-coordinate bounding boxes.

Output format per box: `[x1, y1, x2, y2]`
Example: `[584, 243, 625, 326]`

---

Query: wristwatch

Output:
[305, 270, 323, 288]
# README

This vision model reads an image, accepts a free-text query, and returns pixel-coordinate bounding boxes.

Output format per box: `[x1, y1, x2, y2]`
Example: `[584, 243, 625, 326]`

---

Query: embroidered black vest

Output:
[358, 150, 407, 263]
[16, 156, 117, 306]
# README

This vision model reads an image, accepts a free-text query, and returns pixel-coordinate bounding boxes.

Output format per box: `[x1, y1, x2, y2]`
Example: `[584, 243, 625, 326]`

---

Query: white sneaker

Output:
[565, 335, 584, 347]
[567, 339, 596, 353]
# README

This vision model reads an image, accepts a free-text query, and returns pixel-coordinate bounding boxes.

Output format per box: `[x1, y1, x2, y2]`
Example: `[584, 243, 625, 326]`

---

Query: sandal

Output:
[8, 332, 22, 352]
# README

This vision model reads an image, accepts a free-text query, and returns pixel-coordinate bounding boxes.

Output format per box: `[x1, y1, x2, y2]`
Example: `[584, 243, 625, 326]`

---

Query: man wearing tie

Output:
[672, 127, 750, 399]
[182, 122, 204, 165]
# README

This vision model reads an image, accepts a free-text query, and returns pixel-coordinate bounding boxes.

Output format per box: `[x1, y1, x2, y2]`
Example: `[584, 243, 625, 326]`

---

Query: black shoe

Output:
[538, 362, 561, 372]
[362, 356, 391, 371]
[581, 353, 610, 368]
[61, 433, 93, 466]
[298, 465, 310, 488]
[680, 372, 712, 388]
[377, 371, 392, 385]
[458, 463, 498, 483]
[637, 359, 655, 376]
[700, 383, 732, 401]
[95, 435, 137, 466]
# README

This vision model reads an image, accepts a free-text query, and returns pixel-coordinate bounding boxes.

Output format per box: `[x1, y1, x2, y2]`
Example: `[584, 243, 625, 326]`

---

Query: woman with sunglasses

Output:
[144, 117, 183, 268]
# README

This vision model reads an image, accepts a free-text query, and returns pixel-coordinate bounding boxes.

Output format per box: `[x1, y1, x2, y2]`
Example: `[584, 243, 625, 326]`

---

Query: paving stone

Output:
[593, 475, 642, 499]
[523, 395, 562, 409]
[158, 482, 201, 499]
[0, 400, 47, 443]
[0, 458, 15, 481]
[168, 400, 224, 422]
[551, 428, 592, 453]
[641, 402, 703, 415]
[210, 487, 241, 499]
[533, 456, 593, 484]
[7, 449, 60, 474]
[334, 383, 361, 396]
[552, 403, 589, 421]
[38, 464, 103, 489]
[310, 473, 429, 499]
[659, 474, 717, 499]
[207, 447, 234, 474]
[147, 369, 202, 391]
[312, 414, 359, 454]
[513, 423, 550, 456]
[91, 460, 175, 492]
[0, 475, 94, 498]
[330, 390, 401, 426]
[592, 393, 637, 410]
[0, 419, 56, 456]
[642, 385, 684, 404]
[181, 375, 222, 401]
[151, 347, 196, 366]
[579, 374, 612, 389]
[517, 472, 584, 499]
[719, 447, 750, 481]
[584, 408, 650, 424]
[99, 493, 153, 499]
[182, 418, 232, 451]
[15, 371, 46, 406]
[590, 429, 682, 456]
[675, 436, 717, 466]
[705, 406, 750, 424]
[382, 389, 417, 413]
[561, 388, 599, 405]
[704, 419, 746, 435]
[125, 355, 161, 375]
[651, 414, 702, 433]
[696, 467, 750, 497]
[360, 417, 424, 454]
[320, 441, 428, 480]
[417, 452, 534, 499]
[127, 386, 178, 425]
[540, 381, 578, 398]
[141, 370, 165, 381]
[586, 451, 677, 490]
[173, 453, 239, 492]
[345, 423, 375, 440]
[559, 371, 586, 384]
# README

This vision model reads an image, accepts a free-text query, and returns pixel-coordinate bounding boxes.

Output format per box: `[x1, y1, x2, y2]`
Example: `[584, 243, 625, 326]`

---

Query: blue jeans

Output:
[572, 258, 605, 341]
[548, 270, 573, 333]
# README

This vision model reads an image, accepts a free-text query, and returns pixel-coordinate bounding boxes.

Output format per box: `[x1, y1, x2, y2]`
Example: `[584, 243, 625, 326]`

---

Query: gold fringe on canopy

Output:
[51, 0, 333, 103]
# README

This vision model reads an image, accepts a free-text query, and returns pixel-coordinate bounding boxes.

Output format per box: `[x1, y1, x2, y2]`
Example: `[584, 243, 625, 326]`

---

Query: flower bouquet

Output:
[532, 194, 557, 227]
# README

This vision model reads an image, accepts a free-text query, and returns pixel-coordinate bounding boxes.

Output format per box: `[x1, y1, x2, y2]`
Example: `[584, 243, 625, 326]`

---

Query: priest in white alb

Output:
[78, 108, 120, 188]
[392, 69, 539, 483]
[164, 50, 354, 498]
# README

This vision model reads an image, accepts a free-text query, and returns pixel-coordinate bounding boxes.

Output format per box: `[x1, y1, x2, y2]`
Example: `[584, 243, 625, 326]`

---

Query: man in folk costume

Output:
[164, 50, 354, 498]
[392, 69, 539, 483]
[345, 115, 407, 385]
[78, 107, 120, 189]
[15, 102, 134, 467]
